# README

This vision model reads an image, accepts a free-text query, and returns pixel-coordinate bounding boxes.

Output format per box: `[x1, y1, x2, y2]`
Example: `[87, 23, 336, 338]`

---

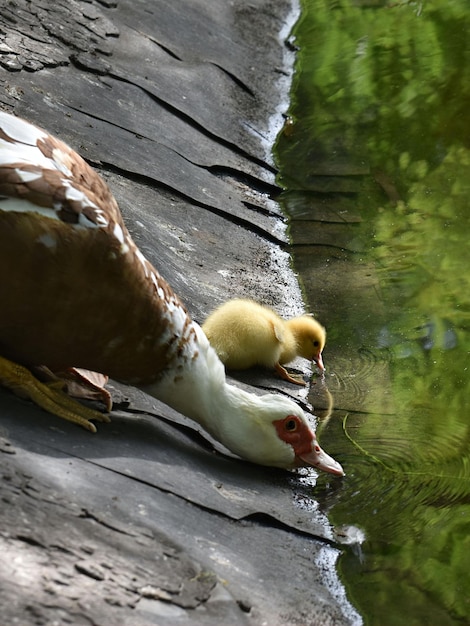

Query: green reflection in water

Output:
[275, 1, 470, 624]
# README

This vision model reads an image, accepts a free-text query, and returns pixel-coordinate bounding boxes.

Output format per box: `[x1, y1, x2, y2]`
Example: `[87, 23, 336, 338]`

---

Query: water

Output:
[275, 1, 470, 624]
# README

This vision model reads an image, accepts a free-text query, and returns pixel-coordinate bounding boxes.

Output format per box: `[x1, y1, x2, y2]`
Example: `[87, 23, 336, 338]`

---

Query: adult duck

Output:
[202, 298, 326, 385]
[0, 111, 343, 475]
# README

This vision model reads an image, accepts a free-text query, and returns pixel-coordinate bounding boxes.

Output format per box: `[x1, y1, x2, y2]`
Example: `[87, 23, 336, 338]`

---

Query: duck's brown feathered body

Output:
[0, 118, 187, 383]
[0, 211, 182, 382]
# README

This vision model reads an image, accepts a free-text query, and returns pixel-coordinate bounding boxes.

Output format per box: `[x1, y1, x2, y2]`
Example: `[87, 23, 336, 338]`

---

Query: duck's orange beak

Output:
[314, 351, 325, 372]
[297, 441, 344, 476]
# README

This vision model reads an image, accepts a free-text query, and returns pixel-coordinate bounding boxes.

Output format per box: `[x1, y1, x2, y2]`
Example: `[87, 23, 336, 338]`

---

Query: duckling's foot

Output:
[0, 355, 111, 432]
[275, 363, 307, 386]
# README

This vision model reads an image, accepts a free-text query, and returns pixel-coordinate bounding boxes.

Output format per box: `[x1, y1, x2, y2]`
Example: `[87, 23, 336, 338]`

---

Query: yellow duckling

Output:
[202, 299, 326, 386]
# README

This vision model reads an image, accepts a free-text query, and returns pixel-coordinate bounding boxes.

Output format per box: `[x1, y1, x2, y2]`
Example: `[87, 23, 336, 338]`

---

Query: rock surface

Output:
[0, 1, 358, 624]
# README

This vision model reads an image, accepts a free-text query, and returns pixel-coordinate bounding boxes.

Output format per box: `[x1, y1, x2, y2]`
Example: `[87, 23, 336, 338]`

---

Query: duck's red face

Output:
[273, 415, 344, 476]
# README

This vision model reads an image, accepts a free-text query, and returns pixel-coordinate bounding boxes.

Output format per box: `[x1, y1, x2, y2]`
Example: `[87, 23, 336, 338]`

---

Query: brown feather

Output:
[0, 117, 189, 384]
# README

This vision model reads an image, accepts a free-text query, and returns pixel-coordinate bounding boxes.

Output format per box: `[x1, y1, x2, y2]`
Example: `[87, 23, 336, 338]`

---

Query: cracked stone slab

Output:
[8, 74, 286, 242]
[0, 0, 358, 624]
[0, 423, 353, 626]
[0, 388, 336, 540]
[0, 440, 243, 626]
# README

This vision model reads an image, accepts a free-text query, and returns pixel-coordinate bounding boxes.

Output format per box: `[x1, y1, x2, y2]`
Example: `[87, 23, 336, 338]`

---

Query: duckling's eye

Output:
[313, 340, 319, 347]
[285, 418, 298, 432]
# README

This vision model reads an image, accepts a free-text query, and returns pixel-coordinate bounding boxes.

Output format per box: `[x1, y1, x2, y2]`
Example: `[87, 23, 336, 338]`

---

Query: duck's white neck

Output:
[141, 323, 288, 465]
[139, 320, 345, 474]
[142, 323, 244, 440]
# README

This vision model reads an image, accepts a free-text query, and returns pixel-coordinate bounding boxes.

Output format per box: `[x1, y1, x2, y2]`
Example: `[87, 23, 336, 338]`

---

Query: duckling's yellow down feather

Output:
[202, 299, 326, 384]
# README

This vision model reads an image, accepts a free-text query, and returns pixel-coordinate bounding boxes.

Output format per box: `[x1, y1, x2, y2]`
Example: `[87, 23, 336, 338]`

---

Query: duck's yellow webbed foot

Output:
[274, 362, 307, 386]
[0, 355, 111, 432]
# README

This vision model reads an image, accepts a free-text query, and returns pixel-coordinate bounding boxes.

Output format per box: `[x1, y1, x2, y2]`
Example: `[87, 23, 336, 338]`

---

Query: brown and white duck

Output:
[0, 111, 343, 475]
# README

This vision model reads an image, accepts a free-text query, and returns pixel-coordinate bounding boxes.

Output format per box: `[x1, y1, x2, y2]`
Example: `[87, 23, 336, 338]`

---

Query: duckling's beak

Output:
[313, 351, 325, 372]
[297, 441, 344, 476]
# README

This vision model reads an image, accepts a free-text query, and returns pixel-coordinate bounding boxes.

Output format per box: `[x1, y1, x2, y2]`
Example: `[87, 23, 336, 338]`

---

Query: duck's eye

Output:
[285, 418, 298, 432]
[313, 340, 319, 347]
